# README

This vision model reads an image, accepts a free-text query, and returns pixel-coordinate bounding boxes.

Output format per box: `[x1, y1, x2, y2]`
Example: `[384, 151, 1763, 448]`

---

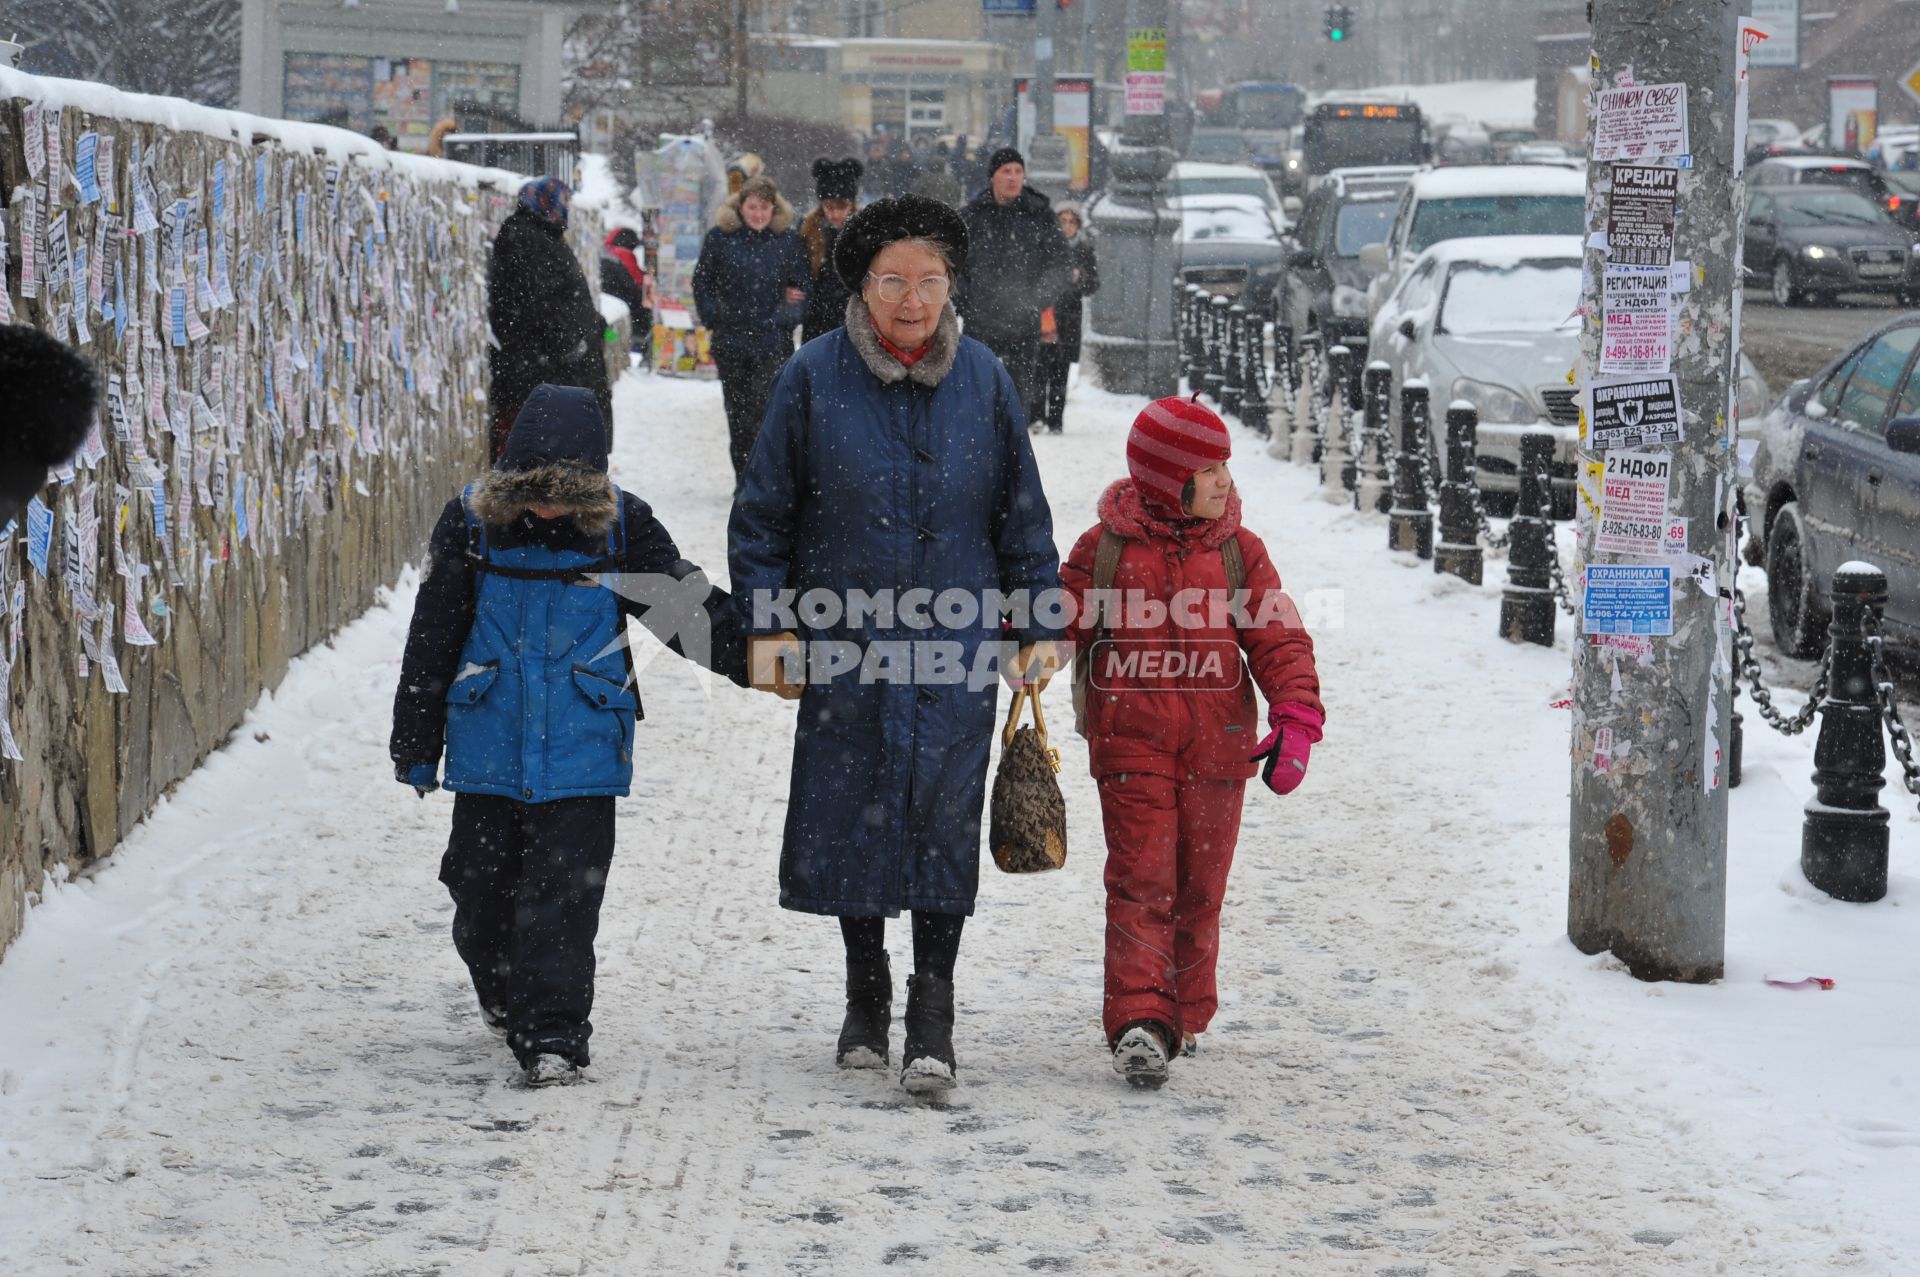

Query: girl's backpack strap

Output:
[1220, 536, 1246, 596]
[1089, 530, 1126, 628]
[459, 482, 488, 565]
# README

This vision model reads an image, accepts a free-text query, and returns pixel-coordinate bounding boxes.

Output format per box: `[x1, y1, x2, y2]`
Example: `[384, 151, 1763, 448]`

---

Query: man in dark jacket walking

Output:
[392, 383, 744, 1087]
[799, 157, 862, 345]
[487, 178, 613, 461]
[957, 148, 1072, 428]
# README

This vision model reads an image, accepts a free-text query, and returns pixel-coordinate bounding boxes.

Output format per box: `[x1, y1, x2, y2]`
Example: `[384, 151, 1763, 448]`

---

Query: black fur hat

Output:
[811, 156, 864, 202]
[0, 324, 98, 525]
[833, 193, 970, 291]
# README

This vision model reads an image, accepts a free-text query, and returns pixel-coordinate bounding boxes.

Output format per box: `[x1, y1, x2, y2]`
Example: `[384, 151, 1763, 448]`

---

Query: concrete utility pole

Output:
[1567, 0, 1743, 982]
[1086, 2, 1179, 396]
[1028, 0, 1073, 199]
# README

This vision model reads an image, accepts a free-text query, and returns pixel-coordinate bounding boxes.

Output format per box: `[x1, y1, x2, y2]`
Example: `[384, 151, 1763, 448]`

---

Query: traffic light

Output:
[1324, 3, 1353, 40]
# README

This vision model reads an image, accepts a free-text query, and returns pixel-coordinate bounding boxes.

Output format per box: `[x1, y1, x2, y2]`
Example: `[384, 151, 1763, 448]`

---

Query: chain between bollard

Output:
[1730, 585, 1830, 736]
[1861, 611, 1920, 807]
[1533, 467, 1576, 616]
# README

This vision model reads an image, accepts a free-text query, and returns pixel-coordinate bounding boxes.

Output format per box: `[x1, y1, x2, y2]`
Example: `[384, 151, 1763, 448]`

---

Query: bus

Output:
[1221, 82, 1307, 191]
[1302, 100, 1431, 180]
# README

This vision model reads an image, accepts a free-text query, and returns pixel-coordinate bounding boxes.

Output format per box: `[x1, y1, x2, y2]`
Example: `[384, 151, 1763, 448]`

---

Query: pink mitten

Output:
[1248, 702, 1324, 796]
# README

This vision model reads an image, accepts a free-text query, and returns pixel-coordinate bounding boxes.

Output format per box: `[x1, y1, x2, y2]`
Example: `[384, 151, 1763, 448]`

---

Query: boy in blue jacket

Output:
[391, 384, 744, 1087]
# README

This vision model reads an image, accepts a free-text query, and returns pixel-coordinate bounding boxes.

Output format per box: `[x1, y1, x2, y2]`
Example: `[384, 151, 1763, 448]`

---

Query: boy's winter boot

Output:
[524, 1053, 582, 1088]
[899, 973, 957, 1094]
[1112, 1021, 1174, 1089]
[836, 953, 893, 1069]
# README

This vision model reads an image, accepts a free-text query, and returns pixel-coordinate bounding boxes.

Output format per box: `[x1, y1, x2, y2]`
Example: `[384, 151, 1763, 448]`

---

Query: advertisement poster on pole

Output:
[1592, 83, 1689, 162]
[1606, 165, 1678, 266]
[1583, 565, 1674, 636]
[1595, 450, 1674, 556]
[1124, 28, 1167, 117]
[1589, 376, 1682, 451]
[1016, 76, 1094, 191]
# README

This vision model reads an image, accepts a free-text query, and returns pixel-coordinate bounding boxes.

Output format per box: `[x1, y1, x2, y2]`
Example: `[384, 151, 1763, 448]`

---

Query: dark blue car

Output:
[1749, 313, 1920, 654]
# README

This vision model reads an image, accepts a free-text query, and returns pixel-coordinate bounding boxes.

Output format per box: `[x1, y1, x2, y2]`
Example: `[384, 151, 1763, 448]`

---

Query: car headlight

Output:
[1802, 244, 1835, 260]
[1286, 158, 1300, 169]
[1450, 377, 1535, 424]
[1332, 285, 1369, 319]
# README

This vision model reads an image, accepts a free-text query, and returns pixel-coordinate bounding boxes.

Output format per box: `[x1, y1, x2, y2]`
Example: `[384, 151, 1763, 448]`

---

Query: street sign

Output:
[1747, 0, 1799, 68]
[1904, 59, 1920, 111]
[983, 0, 1036, 12]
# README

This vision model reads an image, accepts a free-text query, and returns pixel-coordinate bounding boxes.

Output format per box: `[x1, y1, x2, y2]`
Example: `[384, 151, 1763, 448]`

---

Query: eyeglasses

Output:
[865, 273, 951, 305]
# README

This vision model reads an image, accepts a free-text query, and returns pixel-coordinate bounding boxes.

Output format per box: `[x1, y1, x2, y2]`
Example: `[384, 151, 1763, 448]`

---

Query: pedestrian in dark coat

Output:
[1060, 398, 1322, 1088]
[599, 226, 652, 350]
[391, 383, 746, 1087]
[1037, 202, 1100, 433]
[799, 157, 863, 345]
[957, 148, 1073, 427]
[486, 178, 613, 461]
[729, 194, 1063, 1096]
[692, 174, 811, 483]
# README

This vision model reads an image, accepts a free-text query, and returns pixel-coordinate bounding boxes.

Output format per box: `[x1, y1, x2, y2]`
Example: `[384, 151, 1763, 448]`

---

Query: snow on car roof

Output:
[1172, 161, 1275, 179]
[1766, 154, 1872, 170]
[1409, 234, 1585, 268]
[1406, 165, 1587, 197]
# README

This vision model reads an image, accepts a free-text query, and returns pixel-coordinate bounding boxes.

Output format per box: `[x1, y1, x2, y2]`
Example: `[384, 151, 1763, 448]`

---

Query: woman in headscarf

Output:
[729, 195, 1062, 1096]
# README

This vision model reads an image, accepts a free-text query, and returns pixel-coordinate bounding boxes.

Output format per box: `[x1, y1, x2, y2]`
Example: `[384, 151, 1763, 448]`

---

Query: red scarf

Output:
[875, 331, 934, 368]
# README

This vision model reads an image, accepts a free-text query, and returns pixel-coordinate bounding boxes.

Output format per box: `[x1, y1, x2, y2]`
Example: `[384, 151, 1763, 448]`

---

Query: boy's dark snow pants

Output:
[440, 793, 616, 1068]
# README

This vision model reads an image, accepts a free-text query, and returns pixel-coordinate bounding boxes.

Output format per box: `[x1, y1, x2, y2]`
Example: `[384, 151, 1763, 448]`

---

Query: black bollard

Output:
[1271, 322, 1296, 446]
[1434, 402, 1484, 584]
[1324, 345, 1354, 486]
[1356, 362, 1393, 515]
[1388, 382, 1435, 558]
[1242, 315, 1270, 438]
[1203, 295, 1230, 403]
[1730, 706, 1744, 788]
[1292, 331, 1323, 468]
[1222, 303, 1247, 420]
[1802, 564, 1891, 903]
[1182, 285, 1206, 392]
[1499, 431, 1557, 646]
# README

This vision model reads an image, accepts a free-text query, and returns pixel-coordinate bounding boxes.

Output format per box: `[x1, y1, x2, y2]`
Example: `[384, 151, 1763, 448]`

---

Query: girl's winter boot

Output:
[899, 973, 957, 1094]
[1112, 1021, 1174, 1089]
[836, 953, 893, 1069]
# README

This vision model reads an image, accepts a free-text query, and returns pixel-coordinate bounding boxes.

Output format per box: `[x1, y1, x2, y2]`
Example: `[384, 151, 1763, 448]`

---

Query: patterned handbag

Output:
[989, 686, 1068, 874]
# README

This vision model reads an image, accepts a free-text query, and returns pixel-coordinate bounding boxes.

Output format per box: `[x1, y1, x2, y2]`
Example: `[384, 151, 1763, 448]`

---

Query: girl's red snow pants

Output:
[1096, 769, 1247, 1045]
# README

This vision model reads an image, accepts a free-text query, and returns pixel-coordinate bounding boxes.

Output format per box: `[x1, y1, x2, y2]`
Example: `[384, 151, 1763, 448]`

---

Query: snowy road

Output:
[1, 366, 1910, 1275]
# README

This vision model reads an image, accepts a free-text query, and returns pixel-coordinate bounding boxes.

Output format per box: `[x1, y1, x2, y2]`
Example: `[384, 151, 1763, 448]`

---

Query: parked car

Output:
[1749, 154, 1895, 208]
[1176, 198, 1289, 317]
[1868, 127, 1920, 172]
[1508, 140, 1581, 169]
[1742, 188, 1920, 306]
[1166, 161, 1285, 219]
[1486, 126, 1538, 162]
[1745, 117, 1804, 164]
[1886, 170, 1920, 233]
[1743, 314, 1920, 656]
[1321, 164, 1418, 199]
[1360, 165, 1588, 318]
[1274, 183, 1400, 366]
[1368, 235, 1584, 517]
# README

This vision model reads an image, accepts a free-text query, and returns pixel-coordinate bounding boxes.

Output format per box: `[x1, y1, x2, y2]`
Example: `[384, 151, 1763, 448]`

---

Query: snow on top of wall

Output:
[0, 67, 526, 192]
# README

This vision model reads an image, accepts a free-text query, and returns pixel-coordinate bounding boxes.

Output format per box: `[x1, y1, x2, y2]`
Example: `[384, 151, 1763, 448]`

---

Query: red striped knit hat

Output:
[1128, 396, 1232, 510]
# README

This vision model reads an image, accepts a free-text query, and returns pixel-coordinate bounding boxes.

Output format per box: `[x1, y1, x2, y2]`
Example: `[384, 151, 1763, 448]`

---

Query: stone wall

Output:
[0, 69, 602, 958]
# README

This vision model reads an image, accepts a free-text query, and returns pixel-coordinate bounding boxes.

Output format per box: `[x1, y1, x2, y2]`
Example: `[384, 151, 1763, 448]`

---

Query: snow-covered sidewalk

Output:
[1, 367, 1912, 1274]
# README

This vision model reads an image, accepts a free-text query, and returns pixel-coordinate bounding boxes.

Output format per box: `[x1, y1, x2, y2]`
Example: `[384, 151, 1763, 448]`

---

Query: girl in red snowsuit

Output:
[1062, 396, 1323, 1088]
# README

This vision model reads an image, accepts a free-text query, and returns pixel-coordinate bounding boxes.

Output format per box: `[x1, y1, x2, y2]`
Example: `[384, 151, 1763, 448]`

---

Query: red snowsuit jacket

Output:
[1061, 479, 1322, 781]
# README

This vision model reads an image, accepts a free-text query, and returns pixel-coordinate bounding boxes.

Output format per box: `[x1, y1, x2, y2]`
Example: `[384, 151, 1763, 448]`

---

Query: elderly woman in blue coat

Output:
[729, 194, 1063, 1095]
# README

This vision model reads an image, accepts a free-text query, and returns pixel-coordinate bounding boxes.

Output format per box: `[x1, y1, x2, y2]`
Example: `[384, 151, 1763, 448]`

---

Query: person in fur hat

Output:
[799, 157, 863, 345]
[0, 324, 98, 528]
[730, 194, 1062, 1096]
[391, 383, 746, 1088]
[1060, 397, 1323, 1090]
[692, 173, 811, 484]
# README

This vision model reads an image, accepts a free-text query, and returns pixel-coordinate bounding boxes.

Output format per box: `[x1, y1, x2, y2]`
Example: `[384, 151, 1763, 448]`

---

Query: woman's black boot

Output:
[899, 973, 957, 1094]
[835, 953, 892, 1069]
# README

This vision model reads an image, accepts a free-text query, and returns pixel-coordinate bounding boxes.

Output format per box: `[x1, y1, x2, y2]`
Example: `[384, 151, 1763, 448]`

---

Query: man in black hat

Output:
[800, 157, 864, 345]
[0, 325, 97, 529]
[957, 148, 1073, 431]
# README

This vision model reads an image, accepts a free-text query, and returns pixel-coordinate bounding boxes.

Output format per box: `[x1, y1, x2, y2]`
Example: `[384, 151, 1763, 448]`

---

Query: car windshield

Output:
[1777, 191, 1893, 228]
[1186, 135, 1250, 162]
[1180, 204, 1279, 243]
[1436, 259, 1581, 336]
[1797, 166, 1876, 195]
[1407, 195, 1586, 252]
[1172, 176, 1277, 206]
[1334, 201, 1396, 256]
